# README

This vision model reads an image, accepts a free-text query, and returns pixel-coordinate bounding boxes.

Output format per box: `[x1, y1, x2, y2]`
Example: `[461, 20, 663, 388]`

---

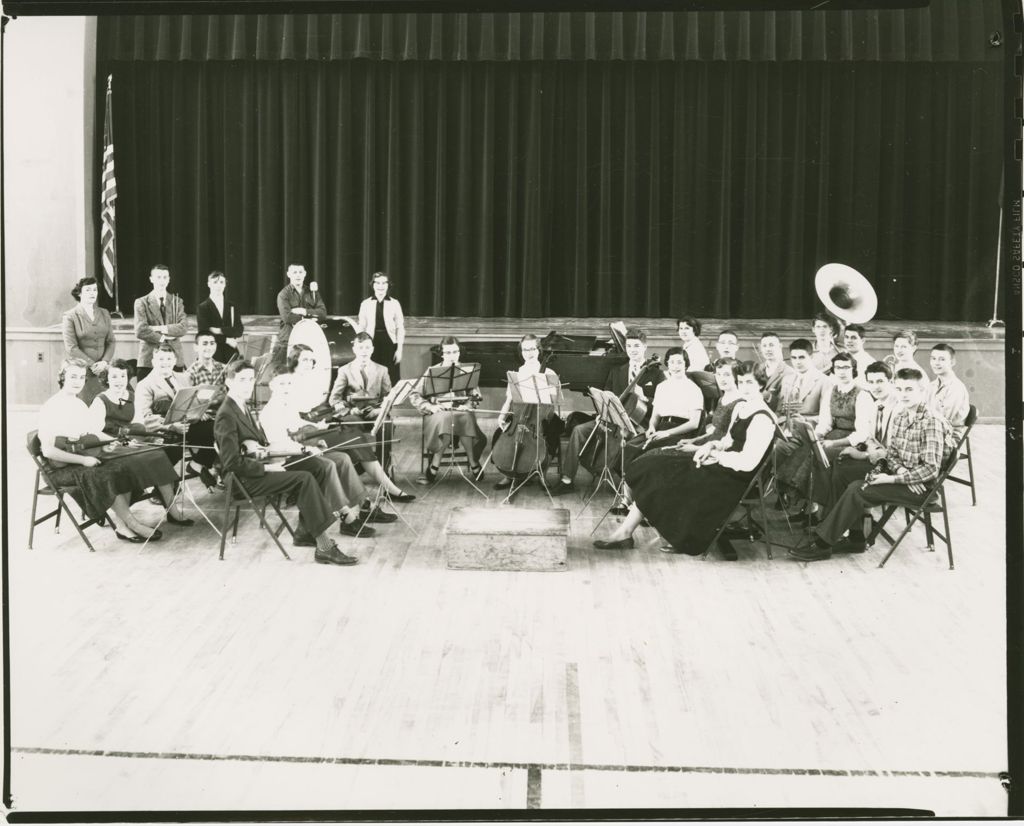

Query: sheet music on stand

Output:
[592, 389, 640, 439]
[793, 418, 830, 469]
[422, 362, 481, 401]
[506, 370, 563, 407]
[372, 378, 418, 436]
[163, 385, 217, 426]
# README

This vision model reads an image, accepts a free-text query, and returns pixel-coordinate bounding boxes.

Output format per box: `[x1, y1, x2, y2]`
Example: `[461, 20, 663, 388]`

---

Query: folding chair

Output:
[943, 405, 978, 505]
[704, 448, 778, 560]
[218, 471, 296, 561]
[26, 431, 103, 552]
[420, 419, 474, 475]
[866, 423, 971, 570]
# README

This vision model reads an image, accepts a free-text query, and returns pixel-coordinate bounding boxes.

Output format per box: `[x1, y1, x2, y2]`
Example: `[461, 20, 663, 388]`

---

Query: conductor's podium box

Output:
[444, 507, 569, 572]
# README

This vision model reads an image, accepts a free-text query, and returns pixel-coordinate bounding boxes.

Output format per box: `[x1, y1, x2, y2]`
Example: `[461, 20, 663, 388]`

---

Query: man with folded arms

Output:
[790, 367, 955, 561]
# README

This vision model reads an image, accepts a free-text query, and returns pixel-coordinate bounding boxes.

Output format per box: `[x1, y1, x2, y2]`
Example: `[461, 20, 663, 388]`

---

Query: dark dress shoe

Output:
[549, 480, 576, 496]
[314, 544, 358, 566]
[716, 536, 739, 561]
[790, 511, 821, 526]
[361, 506, 397, 524]
[721, 523, 750, 540]
[339, 518, 376, 538]
[832, 536, 867, 554]
[788, 541, 832, 561]
[115, 531, 147, 544]
[610, 504, 630, 517]
[424, 466, 440, 482]
[390, 491, 417, 503]
[198, 466, 218, 491]
[292, 531, 316, 547]
[469, 464, 484, 478]
[166, 513, 195, 527]
[593, 536, 635, 550]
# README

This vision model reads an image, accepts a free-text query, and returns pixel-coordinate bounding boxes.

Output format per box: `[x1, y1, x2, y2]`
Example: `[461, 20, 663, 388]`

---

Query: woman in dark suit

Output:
[196, 270, 244, 364]
[61, 277, 116, 404]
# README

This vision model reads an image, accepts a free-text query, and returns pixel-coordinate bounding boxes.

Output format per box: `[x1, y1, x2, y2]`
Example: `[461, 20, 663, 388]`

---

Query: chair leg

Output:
[940, 491, 955, 569]
[54, 495, 64, 533]
[28, 472, 41, 549]
[219, 477, 233, 560]
[965, 438, 977, 506]
[249, 494, 291, 561]
[232, 507, 242, 541]
[877, 509, 925, 568]
[57, 492, 96, 553]
[923, 512, 936, 552]
[757, 482, 773, 560]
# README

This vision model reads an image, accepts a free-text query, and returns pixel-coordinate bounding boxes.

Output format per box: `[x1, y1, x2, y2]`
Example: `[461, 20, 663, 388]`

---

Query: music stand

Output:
[361, 379, 419, 536]
[494, 371, 564, 505]
[143, 385, 222, 546]
[419, 363, 487, 498]
[579, 390, 639, 529]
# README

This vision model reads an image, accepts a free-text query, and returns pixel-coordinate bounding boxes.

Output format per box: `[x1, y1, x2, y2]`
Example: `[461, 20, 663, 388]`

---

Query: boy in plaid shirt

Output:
[187, 331, 227, 416]
[790, 367, 955, 560]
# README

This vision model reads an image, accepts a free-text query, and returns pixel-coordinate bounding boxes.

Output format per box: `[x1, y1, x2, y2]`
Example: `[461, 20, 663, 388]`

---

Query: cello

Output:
[489, 354, 559, 481]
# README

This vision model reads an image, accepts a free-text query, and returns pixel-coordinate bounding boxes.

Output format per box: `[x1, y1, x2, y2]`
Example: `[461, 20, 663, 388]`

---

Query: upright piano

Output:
[429, 328, 628, 392]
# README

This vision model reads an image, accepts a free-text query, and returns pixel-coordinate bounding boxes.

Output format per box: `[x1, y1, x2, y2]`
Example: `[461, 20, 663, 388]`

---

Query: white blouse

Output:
[38, 392, 105, 449]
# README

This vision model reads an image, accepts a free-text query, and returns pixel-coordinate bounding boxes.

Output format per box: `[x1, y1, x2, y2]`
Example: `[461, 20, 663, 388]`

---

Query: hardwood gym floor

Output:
[3, 411, 1008, 815]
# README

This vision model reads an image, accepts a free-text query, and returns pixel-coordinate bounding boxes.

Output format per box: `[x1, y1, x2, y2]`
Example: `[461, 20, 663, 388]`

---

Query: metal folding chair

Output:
[218, 471, 296, 561]
[944, 405, 978, 505]
[26, 430, 103, 552]
[866, 413, 975, 570]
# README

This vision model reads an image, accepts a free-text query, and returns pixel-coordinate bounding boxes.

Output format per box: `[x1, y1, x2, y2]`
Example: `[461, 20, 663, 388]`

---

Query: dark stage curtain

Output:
[98, 10, 1004, 321]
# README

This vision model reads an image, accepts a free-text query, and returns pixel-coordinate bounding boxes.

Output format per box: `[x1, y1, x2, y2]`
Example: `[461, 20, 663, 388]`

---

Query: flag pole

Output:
[101, 74, 123, 318]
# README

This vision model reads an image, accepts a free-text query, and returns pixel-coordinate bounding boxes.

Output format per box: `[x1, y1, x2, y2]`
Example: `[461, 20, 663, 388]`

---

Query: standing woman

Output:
[61, 277, 115, 404]
[357, 272, 405, 385]
[196, 270, 244, 364]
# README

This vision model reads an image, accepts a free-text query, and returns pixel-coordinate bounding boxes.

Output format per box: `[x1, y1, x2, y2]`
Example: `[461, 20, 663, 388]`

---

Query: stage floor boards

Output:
[3, 412, 1009, 815]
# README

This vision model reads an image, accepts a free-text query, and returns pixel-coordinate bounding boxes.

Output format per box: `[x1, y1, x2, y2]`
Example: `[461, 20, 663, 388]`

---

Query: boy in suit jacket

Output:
[196, 270, 244, 364]
[214, 360, 363, 565]
[551, 327, 663, 495]
[134, 265, 188, 377]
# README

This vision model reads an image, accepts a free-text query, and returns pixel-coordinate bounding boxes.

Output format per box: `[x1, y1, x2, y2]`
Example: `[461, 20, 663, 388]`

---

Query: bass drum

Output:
[287, 318, 333, 401]
[320, 315, 358, 367]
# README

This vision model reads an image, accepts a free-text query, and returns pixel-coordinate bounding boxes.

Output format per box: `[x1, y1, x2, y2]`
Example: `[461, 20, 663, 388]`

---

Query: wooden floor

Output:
[3, 411, 1009, 815]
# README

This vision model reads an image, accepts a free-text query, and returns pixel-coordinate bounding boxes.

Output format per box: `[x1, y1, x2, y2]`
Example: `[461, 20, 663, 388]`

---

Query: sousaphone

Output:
[814, 263, 878, 325]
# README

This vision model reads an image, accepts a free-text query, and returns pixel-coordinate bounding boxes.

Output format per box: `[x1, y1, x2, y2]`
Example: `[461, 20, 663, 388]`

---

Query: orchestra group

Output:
[47, 264, 972, 567]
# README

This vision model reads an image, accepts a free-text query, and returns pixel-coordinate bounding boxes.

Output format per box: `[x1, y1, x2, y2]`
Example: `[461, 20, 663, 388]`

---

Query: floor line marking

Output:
[10, 746, 1002, 779]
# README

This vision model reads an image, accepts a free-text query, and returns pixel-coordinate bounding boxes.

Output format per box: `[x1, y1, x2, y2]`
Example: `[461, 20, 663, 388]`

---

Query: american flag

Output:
[100, 74, 118, 301]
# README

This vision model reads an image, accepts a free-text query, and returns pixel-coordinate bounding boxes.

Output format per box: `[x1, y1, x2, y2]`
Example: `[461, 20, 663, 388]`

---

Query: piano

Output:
[429, 327, 628, 392]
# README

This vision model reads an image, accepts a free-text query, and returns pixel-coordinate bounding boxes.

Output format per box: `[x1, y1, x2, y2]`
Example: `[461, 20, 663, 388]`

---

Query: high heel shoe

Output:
[166, 511, 195, 527]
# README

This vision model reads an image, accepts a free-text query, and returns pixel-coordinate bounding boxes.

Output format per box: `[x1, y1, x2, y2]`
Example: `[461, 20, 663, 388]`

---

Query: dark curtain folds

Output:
[106, 58, 1001, 321]
[97, 7, 1003, 64]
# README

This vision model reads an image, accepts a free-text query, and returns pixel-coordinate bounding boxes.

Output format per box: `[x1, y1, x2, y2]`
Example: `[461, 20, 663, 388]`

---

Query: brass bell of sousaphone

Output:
[814, 263, 878, 325]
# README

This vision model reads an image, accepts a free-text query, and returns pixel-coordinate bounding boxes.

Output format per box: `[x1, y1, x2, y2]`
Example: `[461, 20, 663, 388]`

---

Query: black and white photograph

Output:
[2, 0, 1020, 818]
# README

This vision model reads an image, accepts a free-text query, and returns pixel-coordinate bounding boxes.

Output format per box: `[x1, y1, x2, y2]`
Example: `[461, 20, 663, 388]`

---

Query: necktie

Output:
[875, 402, 886, 442]
[360, 365, 369, 390]
[790, 375, 802, 407]
[165, 376, 176, 392]
[159, 297, 167, 323]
